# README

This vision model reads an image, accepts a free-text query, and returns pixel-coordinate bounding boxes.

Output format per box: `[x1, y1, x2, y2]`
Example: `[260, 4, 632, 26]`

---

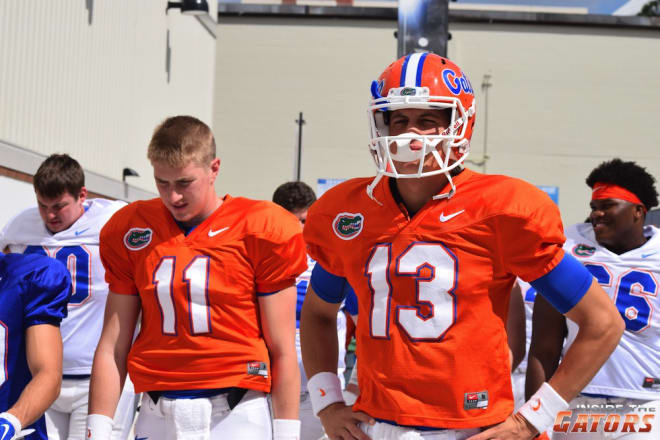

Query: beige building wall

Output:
[0, 0, 217, 199]
[214, 14, 660, 225]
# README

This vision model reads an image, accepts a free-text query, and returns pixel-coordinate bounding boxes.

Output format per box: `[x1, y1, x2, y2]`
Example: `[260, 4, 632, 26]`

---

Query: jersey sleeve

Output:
[99, 209, 138, 295]
[246, 204, 308, 294]
[22, 255, 72, 327]
[302, 194, 346, 278]
[495, 182, 566, 282]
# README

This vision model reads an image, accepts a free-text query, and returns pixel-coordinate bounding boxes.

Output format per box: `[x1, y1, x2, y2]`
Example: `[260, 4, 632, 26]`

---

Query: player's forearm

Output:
[300, 311, 340, 378]
[548, 310, 623, 401]
[270, 351, 301, 419]
[88, 347, 126, 417]
[7, 367, 61, 427]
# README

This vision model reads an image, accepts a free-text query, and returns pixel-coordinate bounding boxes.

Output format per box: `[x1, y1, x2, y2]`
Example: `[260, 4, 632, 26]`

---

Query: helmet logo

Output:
[442, 69, 474, 96]
[400, 87, 417, 96]
[332, 212, 364, 240]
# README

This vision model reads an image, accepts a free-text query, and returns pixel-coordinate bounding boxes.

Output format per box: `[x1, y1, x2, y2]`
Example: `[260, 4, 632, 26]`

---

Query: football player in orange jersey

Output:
[300, 53, 624, 440]
[86, 116, 307, 440]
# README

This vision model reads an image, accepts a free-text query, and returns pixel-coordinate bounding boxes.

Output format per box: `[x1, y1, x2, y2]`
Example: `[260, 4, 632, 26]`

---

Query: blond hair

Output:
[147, 116, 216, 167]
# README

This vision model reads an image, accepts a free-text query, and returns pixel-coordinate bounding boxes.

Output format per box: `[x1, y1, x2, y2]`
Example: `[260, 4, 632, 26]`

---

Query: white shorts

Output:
[358, 421, 480, 440]
[46, 376, 136, 440]
[550, 395, 660, 439]
[134, 389, 271, 440]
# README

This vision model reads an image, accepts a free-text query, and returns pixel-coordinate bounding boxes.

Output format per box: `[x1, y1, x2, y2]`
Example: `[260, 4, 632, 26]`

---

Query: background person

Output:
[527, 158, 660, 439]
[0, 154, 135, 440]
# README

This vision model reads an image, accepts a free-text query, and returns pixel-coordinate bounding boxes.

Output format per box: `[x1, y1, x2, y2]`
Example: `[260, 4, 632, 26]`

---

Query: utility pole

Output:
[295, 112, 305, 181]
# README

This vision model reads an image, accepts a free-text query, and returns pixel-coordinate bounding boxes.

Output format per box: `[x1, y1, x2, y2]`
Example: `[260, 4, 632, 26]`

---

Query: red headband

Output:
[591, 182, 645, 211]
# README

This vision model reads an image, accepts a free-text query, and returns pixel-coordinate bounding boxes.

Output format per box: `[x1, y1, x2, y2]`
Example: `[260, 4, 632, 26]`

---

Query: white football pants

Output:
[134, 389, 271, 440]
[551, 396, 660, 439]
[46, 377, 136, 440]
[357, 422, 480, 440]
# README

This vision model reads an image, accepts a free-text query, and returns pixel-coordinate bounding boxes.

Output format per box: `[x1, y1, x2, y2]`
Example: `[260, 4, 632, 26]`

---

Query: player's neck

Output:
[393, 173, 450, 216]
[601, 227, 647, 255]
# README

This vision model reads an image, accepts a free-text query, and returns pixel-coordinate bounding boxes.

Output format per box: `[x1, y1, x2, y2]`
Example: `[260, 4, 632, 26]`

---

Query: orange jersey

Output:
[100, 195, 307, 393]
[304, 169, 565, 429]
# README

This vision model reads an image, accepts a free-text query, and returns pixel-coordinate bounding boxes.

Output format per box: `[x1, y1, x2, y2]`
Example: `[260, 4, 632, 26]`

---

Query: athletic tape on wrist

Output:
[273, 419, 301, 440]
[518, 382, 569, 434]
[307, 372, 345, 416]
[85, 414, 114, 440]
[0, 412, 21, 438]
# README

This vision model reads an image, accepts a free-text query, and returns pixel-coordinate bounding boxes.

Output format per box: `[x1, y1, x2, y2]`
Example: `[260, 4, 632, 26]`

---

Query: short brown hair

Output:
[272, 181, 317, 213]
[33, 154, 85, 199]
[147, 116, 216, 167]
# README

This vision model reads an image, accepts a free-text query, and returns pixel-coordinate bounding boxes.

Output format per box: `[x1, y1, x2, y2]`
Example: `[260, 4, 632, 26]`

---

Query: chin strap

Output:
[366, 173, 385, 206]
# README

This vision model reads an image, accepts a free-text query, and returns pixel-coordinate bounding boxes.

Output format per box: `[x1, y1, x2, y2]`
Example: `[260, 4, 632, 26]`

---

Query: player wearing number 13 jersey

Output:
[300, 53, 624, 440]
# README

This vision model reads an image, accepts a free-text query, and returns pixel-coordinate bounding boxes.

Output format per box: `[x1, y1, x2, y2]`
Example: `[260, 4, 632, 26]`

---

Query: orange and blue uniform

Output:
[100, 195, 307, 394]
[304, 169, 566, 429]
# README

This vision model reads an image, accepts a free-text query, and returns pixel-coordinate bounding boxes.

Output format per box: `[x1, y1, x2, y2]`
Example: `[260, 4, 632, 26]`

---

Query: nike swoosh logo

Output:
[1, 425, 10, 440]
[642, 252, 658, 258]
[74, 228, 90, 236]
[439, 210, 465, 222]
[208, 226, 230, 237]
[532, 398, 541, 411]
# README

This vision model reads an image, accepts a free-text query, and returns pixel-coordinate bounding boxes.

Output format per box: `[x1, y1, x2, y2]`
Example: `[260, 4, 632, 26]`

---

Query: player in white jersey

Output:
[527, 158, 660, 438]
[0, 154, 136, 440]
[510, 279, 535, 410]
[273, 182, 347, 440]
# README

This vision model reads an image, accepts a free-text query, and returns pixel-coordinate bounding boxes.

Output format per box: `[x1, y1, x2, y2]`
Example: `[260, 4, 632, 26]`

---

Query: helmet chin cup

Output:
[388, 133, 441, 163]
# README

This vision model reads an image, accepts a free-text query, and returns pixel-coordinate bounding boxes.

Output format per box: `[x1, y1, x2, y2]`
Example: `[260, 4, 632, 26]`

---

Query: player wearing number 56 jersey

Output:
[88, 116, 307, 440]
[0, 154, 134, 440]
[528, 158, 660, 439]
[300, 53, 624, 440]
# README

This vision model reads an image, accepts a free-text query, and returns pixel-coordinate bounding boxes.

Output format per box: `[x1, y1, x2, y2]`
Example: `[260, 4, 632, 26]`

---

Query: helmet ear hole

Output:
[374, 112, 389, 136]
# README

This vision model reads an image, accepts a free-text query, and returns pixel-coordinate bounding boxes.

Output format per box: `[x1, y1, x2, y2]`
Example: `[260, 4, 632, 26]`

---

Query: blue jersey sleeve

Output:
[530, 253, 592, 314]
[22, 254, 72, 327]
[343, 286, 358, 315]
[310, 263, 351, 304]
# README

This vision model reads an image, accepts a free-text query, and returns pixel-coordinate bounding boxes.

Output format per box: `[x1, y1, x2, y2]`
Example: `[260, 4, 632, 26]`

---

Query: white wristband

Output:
[307, 372, 345, 416]
[0, 412, 22, 438]
[518, 382, 569, 434]
[85, 414, 114, 440]
[273, 419, 301, 440]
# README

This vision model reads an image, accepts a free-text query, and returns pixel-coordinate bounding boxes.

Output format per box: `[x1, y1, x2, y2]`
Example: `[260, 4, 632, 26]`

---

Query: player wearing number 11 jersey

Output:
[88, 116, 307, 440]
[300, 53, 624, 440]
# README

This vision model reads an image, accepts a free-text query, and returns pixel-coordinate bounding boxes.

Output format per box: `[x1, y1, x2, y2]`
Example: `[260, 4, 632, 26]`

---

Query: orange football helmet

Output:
[367, 52, 476, 200]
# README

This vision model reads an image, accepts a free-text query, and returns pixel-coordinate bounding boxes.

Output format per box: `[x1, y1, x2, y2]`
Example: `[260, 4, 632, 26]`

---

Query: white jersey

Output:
[563, 222, 660, 399]
[516, 279, 537, 372]
[0, 198, 126, 374]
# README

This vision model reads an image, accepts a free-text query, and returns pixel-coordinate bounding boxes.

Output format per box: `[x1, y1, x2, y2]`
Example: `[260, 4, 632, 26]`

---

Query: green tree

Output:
[638, 0, 659, 16]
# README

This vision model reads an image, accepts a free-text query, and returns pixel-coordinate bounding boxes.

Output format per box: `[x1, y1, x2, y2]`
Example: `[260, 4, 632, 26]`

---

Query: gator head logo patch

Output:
[124, 228, 153, 251]
[332, 212, 364, 240]
[573, 243, 596, 257]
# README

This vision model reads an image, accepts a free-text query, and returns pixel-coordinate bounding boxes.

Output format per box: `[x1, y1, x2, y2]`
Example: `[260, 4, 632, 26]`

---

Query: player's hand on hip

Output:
[466, 413, 538, 440]
[319, 402, 374, 440]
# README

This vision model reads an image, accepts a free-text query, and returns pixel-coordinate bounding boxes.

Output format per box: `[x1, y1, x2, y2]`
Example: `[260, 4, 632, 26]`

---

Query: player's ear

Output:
[78, 187, 88, 203]
[634, 204, 645, 222]
[210, 158, 220, 182]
